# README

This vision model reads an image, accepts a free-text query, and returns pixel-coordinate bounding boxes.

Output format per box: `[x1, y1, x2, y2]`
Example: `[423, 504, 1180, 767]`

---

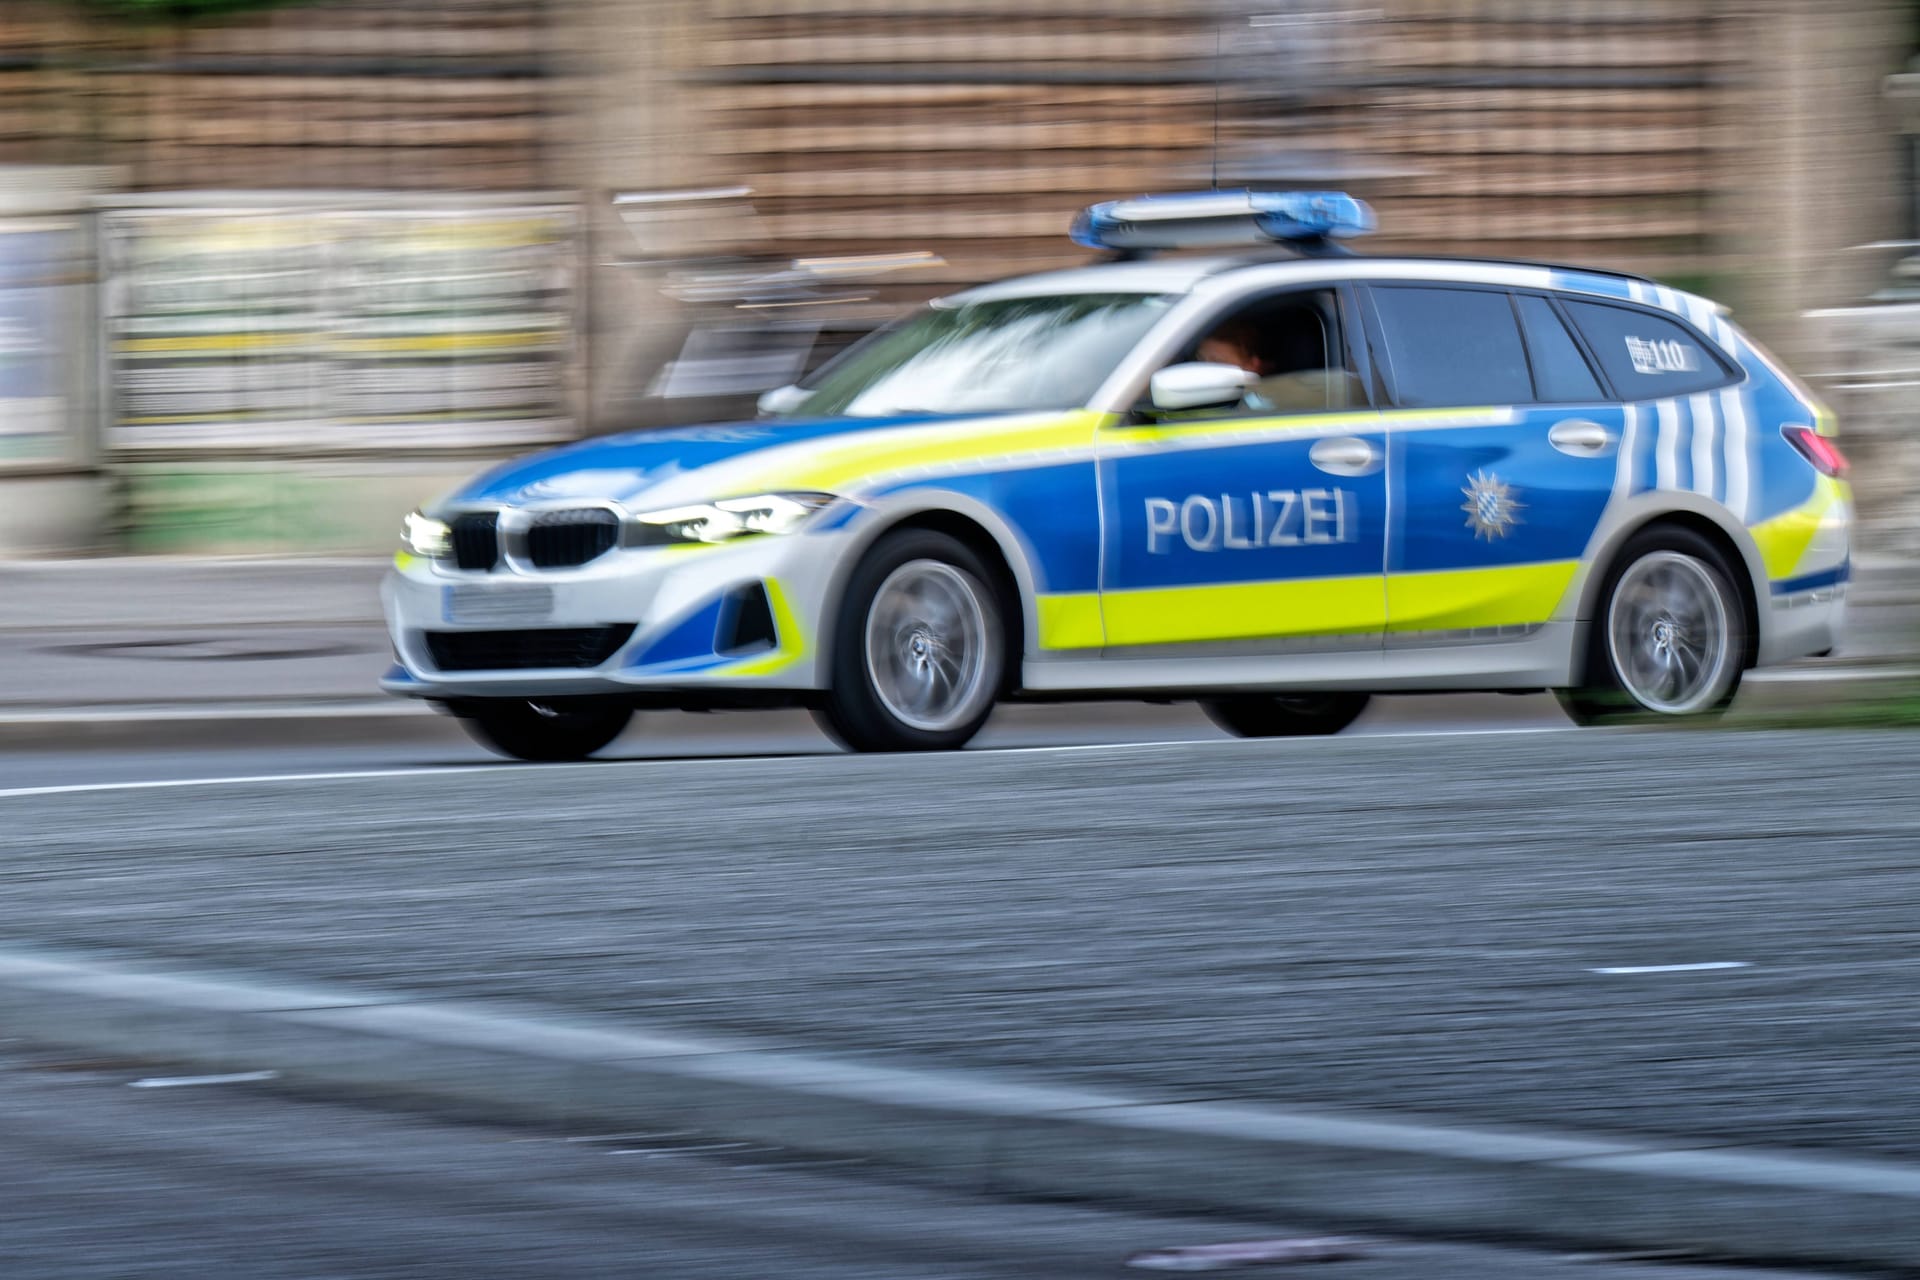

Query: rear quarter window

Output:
[1560, 298, 1738, 400]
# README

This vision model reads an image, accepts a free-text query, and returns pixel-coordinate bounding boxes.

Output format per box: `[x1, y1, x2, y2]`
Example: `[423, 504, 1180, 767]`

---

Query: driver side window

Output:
[1170, 288, 1364, 418]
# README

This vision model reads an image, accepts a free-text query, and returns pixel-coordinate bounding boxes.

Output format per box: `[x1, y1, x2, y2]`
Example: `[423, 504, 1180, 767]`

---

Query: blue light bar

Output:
[1070, 189, 1376, 252]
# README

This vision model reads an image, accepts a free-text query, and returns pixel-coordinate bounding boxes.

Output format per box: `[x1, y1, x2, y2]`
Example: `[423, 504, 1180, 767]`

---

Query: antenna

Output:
[1209, 18, 1224, 190]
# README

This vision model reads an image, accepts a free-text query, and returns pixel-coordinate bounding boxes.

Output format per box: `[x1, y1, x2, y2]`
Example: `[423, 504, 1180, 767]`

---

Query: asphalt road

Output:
[5, 725, 1920, 1162]
[0, 1045, 1850, 1280]
[0, 693, 1566, 786]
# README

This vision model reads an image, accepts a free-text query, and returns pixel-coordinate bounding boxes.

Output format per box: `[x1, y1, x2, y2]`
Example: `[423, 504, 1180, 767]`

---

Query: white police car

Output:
[383, 190, 1849, 760]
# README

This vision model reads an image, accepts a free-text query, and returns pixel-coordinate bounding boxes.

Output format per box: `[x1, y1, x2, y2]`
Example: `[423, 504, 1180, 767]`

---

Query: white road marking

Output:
[0, 766, 502, 802]
[129, 1070, 279, 1088]
[0, 726, 1581, 799]
[1747, 664, 1920, 683]
[1589, 962, 1751, 975]
[1127, 1238, 1370, 1269]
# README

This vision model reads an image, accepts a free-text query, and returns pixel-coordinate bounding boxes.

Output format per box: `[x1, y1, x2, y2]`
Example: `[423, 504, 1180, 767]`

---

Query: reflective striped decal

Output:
[1689, 390, 1719, 501]
[1719, 383, 1751, 522]
[1655, 398, 1684, 492]
[1613, 403, 1640, 501]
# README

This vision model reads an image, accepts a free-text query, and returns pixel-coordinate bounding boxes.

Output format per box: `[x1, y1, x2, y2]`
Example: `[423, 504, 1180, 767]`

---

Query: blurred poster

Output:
[103, 203, 576, 451]
[0, 222, 70, 460]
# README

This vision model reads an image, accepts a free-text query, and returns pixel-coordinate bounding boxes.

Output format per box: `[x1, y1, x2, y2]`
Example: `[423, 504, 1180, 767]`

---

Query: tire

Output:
[1556, 526, 1748, 726]
[1201, 692, 1371, 738]
[814, 529, 1006, 752]
[459, 698, 633, 762]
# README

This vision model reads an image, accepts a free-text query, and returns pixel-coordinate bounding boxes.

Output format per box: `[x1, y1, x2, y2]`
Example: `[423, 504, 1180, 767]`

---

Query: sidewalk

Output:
[0, 554, 1913, 746]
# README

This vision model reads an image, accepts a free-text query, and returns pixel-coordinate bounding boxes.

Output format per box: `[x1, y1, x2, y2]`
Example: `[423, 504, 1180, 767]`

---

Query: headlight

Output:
[401, 510, 452, 558]
[632, 492, 837, 546]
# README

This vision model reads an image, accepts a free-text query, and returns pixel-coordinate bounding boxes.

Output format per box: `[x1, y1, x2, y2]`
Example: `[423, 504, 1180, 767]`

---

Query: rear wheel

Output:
[814, 530, 1006, 752]
[1201, 692, 1370, 738]
[459, 699, 633, 762]
[1556, 526, 1747, 725]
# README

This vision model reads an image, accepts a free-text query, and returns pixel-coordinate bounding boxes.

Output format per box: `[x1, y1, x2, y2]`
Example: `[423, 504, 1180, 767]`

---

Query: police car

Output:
[382, 190, 1849, 760]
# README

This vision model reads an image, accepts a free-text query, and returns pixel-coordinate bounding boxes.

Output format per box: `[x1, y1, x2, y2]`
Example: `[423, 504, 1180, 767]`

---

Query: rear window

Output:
[1561, 299, 1737, 400]
[1514, 294, 1604, 402]
[1369, 286, 1533, 408]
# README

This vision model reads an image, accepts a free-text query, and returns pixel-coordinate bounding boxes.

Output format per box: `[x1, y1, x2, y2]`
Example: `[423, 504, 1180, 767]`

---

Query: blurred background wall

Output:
[0, 0, 1912, 555]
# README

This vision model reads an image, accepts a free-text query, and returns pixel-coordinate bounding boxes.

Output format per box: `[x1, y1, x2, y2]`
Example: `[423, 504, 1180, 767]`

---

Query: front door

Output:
[1098, 286, 1389, 652]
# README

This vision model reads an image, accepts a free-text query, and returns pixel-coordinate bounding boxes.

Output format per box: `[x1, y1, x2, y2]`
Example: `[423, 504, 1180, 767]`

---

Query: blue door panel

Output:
[1102, 435, 1388, 592]
[1390, 408, 1621, 575]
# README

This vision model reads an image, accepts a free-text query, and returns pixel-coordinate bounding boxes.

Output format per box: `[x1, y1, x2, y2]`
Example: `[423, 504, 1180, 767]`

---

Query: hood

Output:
[448, 412, 967, 509]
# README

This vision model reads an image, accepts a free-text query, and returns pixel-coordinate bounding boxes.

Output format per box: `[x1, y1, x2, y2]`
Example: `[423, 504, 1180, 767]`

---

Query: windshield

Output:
[792, 292, 1175, 418]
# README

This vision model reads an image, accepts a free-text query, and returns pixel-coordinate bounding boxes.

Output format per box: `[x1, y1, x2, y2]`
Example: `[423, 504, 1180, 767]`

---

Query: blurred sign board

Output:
[101, 199, 579, 452]
[0, 220, 76, 467]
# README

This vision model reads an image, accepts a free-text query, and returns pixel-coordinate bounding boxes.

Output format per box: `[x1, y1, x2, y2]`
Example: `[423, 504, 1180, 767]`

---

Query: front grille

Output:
[450, 512, 500, 571]
[424, 624, 636, 672]
[527, 508, 620, 568]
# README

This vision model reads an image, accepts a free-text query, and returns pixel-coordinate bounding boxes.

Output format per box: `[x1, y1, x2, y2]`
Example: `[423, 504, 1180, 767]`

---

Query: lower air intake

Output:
[424, 625, 636, 672]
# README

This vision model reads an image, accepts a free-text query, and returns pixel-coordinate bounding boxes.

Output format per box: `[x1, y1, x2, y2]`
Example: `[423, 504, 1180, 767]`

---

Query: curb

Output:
[0, 702, 462, 752]
[5, 947, 1920, 1271]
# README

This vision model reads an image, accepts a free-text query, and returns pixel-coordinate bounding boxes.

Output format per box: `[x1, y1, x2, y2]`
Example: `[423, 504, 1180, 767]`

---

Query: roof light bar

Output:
[1070, 189, 1376, 252]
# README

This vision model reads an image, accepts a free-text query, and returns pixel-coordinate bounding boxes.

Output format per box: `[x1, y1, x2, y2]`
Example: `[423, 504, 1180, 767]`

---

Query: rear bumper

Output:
[1757, 580, 1846, 667]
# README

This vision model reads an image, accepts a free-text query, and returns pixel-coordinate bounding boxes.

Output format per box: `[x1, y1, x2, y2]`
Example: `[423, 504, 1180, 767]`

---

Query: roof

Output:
[941, 252, 1676, 307]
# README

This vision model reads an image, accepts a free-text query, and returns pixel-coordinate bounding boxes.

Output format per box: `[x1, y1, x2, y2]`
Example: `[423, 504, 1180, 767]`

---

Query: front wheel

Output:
[459, 699, 633, 762]
[814, 530, 1006, 752]
[1557, 527, 1747, 725]
[1201, 692, 1370, 738]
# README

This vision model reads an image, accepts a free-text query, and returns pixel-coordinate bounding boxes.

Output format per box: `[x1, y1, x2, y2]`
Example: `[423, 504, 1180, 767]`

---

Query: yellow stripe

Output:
[121, 413, 275, 425]
[1133, 407, 1384, 443]
[394, 551, 421, 572]
[120, 333, 313, 353]
[330, 331, 562, 353]
[1035, 592, 1104, 650]
[723, 578, 807, 677]
[1386, 562, 1578, 632]
[120, 330, 561, 355]
[1114, 405, 1502, 447]
[740, 405, 1511, 499]
[1101, 576, 1383, 647]
[1749, 476, 1841, 580]
[747, 410, 1107, 494]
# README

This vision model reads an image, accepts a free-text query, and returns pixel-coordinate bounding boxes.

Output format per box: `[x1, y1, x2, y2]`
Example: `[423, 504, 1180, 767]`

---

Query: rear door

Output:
[1361, 284, 1622, 639]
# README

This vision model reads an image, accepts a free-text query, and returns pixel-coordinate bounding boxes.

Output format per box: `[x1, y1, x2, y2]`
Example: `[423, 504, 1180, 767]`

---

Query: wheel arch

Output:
[821, 493, 1039, 693]
[1573, 497, 1764, 676]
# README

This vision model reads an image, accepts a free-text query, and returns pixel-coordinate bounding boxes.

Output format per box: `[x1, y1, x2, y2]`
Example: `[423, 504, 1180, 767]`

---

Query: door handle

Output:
[1548, 419, 1616, 457]
[1309, 436, 1381, 477]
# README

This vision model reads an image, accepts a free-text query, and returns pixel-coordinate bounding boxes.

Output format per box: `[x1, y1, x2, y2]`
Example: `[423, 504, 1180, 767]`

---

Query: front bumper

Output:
[380, 530, 848, 701]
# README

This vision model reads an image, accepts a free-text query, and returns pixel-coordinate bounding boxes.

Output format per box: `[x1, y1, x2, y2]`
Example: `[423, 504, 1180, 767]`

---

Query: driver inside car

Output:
[1189, 308, 1357, 414]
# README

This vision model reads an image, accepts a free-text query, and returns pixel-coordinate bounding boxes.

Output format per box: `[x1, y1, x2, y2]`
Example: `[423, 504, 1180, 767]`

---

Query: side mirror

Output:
[1149, 362, 1257, 412]
[756, 384, 810, 416]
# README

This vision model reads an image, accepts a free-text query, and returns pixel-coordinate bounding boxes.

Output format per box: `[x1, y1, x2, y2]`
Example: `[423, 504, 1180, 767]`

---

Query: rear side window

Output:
[1369, 286, 1533, 408]
[1514, 295, 1604, 402]
[1561, 299, 1736, 399]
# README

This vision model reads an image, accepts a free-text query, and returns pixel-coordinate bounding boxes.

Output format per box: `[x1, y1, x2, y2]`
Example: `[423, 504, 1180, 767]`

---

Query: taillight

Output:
[1782, 425, 1849, 478]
